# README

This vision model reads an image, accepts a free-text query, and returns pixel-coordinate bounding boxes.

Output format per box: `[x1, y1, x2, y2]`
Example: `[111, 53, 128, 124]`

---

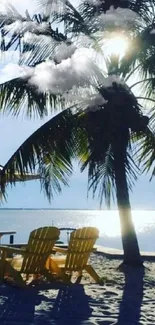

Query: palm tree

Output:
[0, 0, 155, 266]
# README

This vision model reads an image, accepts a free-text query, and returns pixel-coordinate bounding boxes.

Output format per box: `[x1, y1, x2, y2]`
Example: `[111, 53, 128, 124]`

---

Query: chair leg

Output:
[4, 261, 26, 287]
[85, 264, 100, 283]
[48, 258, 64, 279]
[75, 271, 82, 284]
[47, 259, 70, 283]
[0, 250, 7, 281]
[33, 274, 39, 281]
[26, 274, 30, 281]
[0, 259, 6, 281]
[43, 268, 55, 282]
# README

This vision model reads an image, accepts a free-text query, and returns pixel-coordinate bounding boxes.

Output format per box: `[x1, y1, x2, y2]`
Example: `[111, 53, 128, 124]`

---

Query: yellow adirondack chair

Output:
[0, 226, 60, 287]
[46, 227, 100, 283]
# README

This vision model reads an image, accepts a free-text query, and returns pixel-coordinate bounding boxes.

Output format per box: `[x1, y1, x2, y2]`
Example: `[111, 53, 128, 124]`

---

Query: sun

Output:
[104, 35, 128, 58]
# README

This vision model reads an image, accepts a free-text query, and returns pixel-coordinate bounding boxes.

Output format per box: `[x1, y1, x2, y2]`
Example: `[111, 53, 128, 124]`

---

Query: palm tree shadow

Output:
[0, 284, 40, 324]
[36, 283, 93, 325]
[0, 282, 92, 325]
[117, 266, 144, 325]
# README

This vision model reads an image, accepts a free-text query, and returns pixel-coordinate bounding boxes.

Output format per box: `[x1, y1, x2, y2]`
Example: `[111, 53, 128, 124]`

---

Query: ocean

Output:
[0, 209, 155, 252]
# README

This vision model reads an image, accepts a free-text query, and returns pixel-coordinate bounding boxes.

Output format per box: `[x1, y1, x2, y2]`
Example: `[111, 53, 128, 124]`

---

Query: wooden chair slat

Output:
[48, 227, 100, 283]
[0, 226, 60, 286]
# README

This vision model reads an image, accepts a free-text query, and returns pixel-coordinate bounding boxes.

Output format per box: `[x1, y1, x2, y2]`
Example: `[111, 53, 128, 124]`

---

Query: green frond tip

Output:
[0, 109, 77, 202]
[0, 78, 64, 118]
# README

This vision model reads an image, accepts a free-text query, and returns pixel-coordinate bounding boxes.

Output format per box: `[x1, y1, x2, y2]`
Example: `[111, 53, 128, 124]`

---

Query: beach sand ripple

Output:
[0, 254, 155, 324]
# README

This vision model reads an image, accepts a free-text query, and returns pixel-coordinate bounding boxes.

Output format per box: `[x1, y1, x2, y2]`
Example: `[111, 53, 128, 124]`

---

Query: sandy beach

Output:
[0, 248, 155, 324]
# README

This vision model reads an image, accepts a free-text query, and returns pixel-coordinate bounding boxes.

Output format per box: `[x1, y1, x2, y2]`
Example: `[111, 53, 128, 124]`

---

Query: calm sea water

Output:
[0, 209, 155, 252]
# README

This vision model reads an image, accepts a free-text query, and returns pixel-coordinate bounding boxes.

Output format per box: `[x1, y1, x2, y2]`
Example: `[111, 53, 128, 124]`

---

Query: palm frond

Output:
[74, 106, 140, 207]
[87, 147, 116, 207]
[0, 109, 77, 200]
[125, 151, 139, 190]
[121, 24, 155, 82]
[79, 0, 155, 24]
[20, 30, 67, 66]
[0, 77, 64, 117]
[0, 6, 68, 65]
[136, 112, 155, 179]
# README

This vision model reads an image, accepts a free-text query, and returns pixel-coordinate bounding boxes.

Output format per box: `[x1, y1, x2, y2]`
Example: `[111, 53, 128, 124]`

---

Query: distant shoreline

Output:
[0, 208, 105, 210]
[0, 208, 154, 211]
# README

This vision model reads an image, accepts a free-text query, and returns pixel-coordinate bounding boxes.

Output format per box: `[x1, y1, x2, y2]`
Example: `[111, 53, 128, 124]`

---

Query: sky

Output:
[0, 0, 155, 209]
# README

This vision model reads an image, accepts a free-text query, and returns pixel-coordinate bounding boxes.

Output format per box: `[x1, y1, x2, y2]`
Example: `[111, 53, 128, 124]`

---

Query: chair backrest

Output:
[21, 226, 60, 274]
[65, 227, 99, 271]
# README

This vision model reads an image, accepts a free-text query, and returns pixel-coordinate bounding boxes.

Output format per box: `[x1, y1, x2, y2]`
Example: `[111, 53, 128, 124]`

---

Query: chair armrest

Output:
[53, 246, 68, 254]
[0, 245, 26, 254]
[0, 246, 38, 257]
[53, 246, 97, 254]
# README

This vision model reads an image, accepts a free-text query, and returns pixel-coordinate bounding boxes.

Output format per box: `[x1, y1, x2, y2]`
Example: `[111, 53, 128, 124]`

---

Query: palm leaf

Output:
[0, 77, 64, 117]
[20, 30, 67, 66]
[79, 0, 155, 23]
[0, 108, 77, 200]
[74, 108, 140, 206]
[136, 118, 155, 179]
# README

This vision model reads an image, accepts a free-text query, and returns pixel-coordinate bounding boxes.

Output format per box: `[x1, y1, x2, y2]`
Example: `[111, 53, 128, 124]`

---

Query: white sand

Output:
[0, 249, 155, 324]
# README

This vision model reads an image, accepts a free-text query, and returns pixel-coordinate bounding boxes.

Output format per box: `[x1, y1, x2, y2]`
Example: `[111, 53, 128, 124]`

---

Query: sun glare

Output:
[104, 36, 128, 58]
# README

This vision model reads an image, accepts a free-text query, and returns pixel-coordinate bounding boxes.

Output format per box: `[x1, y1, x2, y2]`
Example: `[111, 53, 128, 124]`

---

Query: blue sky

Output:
[0, 0, 155, 209]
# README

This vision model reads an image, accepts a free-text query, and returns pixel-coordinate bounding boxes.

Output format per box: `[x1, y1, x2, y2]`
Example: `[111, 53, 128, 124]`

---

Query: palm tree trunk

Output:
[113, 147, 143, 266]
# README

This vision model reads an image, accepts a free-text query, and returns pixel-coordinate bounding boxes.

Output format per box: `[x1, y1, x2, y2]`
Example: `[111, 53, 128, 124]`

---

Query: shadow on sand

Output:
[0, 282, 93, 325]
[0, 284, 39, 324]
[0, 266, 145, 325]
[117, 266, 144, 325]
[35, 283, 93, 325]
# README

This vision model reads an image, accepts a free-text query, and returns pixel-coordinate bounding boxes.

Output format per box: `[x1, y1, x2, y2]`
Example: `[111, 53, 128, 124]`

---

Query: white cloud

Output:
[86, 0, 104, 6]
[23, 33, 95, 64]
[103, 74, 125, 87]
[54, 43, 77, 63]
[78, 92, 107, 112]
[84, 93, 107, 111]
[9, 0, 36, 15]
[27, 48, 103, 93]
[0, 62, 25, 83]
[94, 6, 138, 29]
[23, 34, 77, 63]
[0, 0, 36, 18]
[24, 32, 51, 45]
[64, 86, 107, 112]
[4, 20, 49, 34]
[35, 0, 66, 15]
[0, 48, 29, 83]
[0, 49, 21, 83]
[0, 49, 19, 62]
